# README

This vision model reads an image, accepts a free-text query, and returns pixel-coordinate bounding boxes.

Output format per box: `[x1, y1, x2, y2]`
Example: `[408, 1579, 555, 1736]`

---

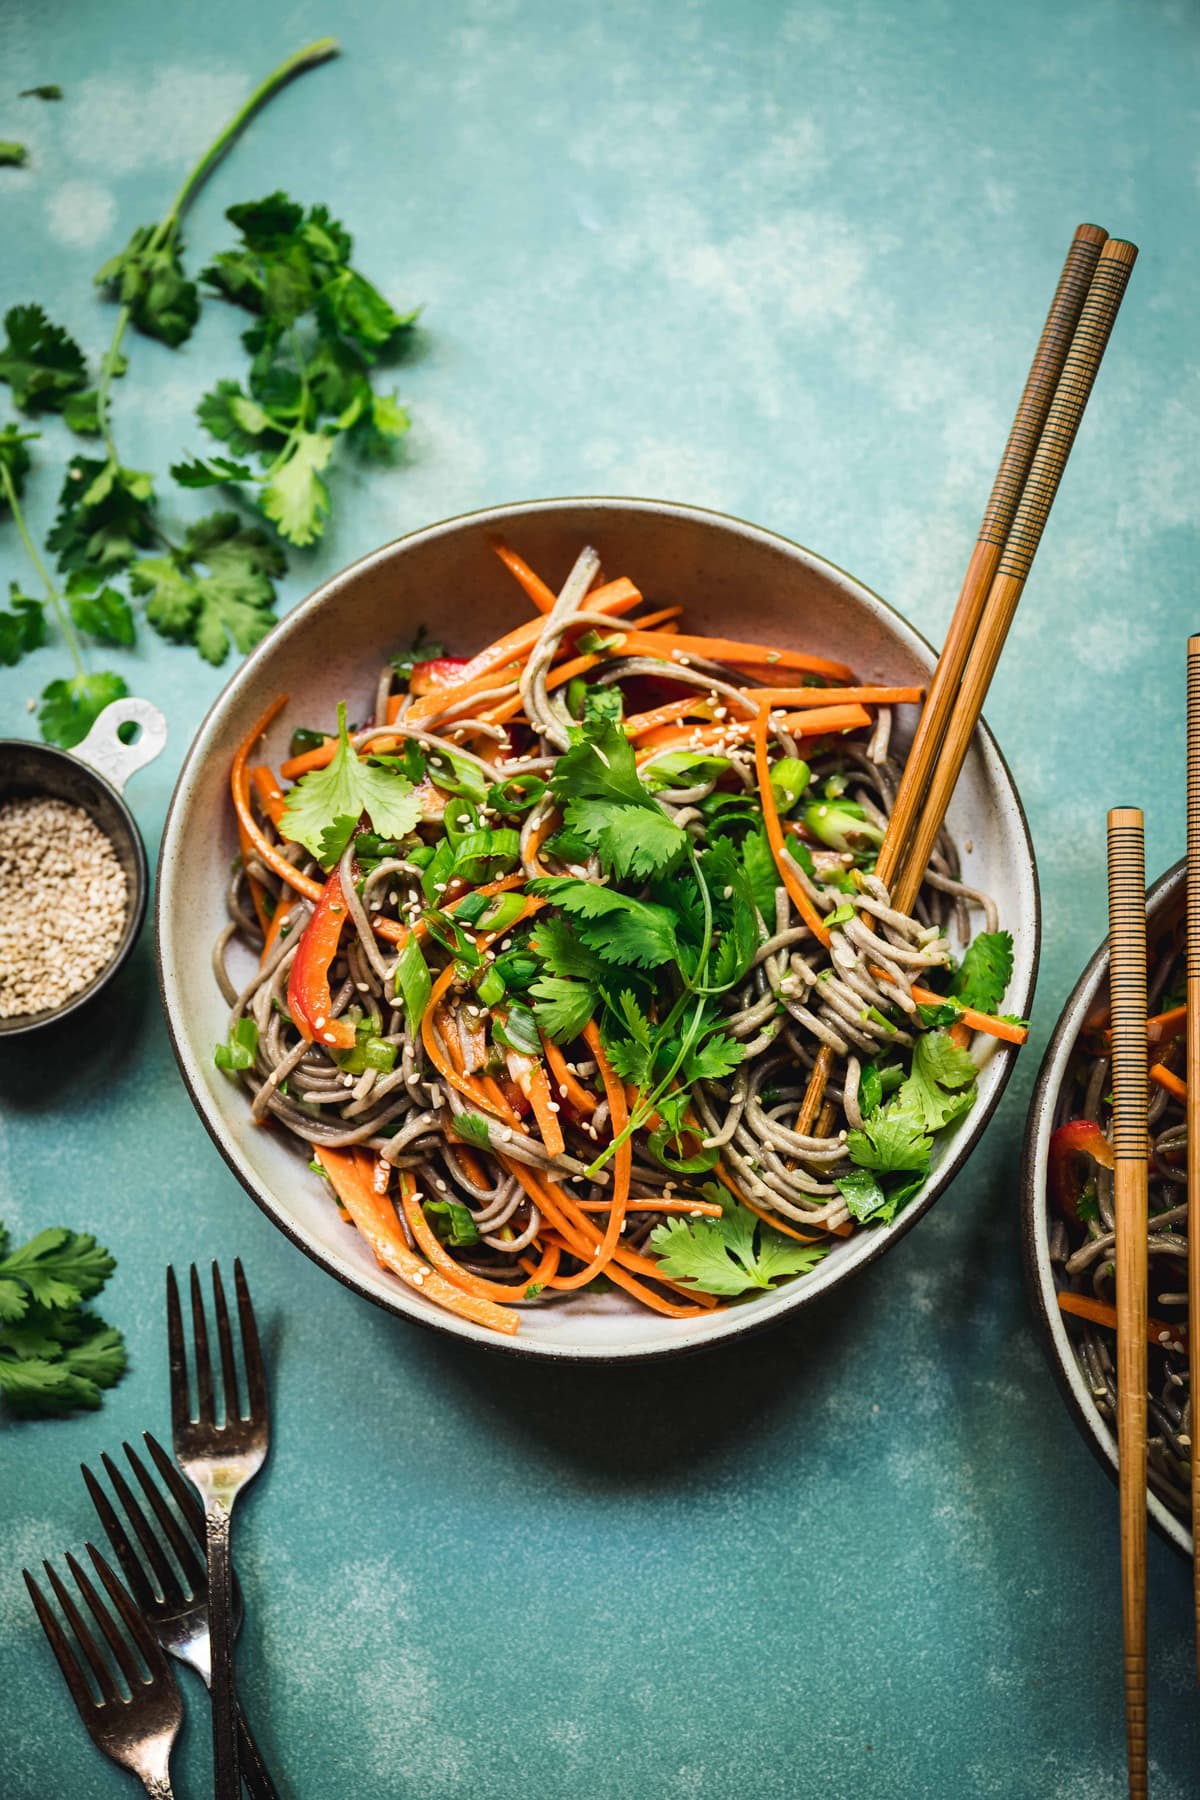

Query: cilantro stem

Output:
[0, 458, 85, 676]
[94, 37, 340, 456]
[164, 39, 340, 228]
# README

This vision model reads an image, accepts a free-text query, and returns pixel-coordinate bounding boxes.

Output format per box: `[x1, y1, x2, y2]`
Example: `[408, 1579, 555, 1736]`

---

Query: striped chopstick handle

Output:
[998, 240, 1137, 584]
[1187, 636, 1200, 1677]
[1107, 806, 1149, 1799]
[978, 223, 1107, 548]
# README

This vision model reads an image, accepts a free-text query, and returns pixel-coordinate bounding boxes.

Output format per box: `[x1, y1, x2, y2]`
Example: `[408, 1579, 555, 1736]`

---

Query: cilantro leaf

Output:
[742, 828, 779, 920]
[950, 930, 1014, 1014]
[0, 143, 29, 167]
[38, 671, 128, 749]
[0, 1227, 115, 1312]
[0, 421, 37, 499]
[549, 716, 688, 881]
[845, 1099, 932, 1174]
[170, 453, 258, 488]
[48, 455, 156, 572]
[649, 1197, 827, 1296]
[529, 976, 597, 1043]
[528, 877, 681, 969]
[62, 389, 101, 436]
[66, 571, 135, 647]
[281, 700, 421, 862]
[899, 1029, 977, 1131]
[0, 584, 46, 665]
[20, 85, 63, 100]
[260, 431, 332, 545]
[0, 1313, 127, 1416]
[0, 304, 88, 413]
[195, 378, 278, 454]
[131, 512, 283, 665]
[95, 225, 200, 346]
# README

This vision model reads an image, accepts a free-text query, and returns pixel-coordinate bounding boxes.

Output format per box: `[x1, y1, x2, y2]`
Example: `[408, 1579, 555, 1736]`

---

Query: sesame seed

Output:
[0, 797, 127, 1019]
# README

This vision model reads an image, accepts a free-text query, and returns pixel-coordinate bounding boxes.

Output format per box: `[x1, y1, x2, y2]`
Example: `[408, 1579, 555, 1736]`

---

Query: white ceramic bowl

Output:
[1022, 860, 1189, 1557]
[158, 498, 1040, 1360]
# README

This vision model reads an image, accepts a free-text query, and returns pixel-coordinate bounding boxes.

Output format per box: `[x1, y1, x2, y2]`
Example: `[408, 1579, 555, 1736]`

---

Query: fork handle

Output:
[206, 1499, 242, 1800]
[140, 1779, 175, 1798]
[237, 1701, 280, 1799]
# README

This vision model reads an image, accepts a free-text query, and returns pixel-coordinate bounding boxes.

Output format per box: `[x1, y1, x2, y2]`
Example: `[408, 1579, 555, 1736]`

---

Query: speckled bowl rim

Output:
[1020, 858, 1190, 1558]
[0, 737, 149, 1036]
[158, 494, 1041, 1361]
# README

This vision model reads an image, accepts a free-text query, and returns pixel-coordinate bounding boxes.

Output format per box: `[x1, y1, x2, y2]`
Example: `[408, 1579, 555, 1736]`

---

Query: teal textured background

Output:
[1, 1, 1198, 1793]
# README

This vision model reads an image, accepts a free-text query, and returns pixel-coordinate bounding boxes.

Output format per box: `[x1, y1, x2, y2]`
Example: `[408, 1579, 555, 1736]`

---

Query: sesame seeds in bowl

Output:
[0, 795, 128, 1021]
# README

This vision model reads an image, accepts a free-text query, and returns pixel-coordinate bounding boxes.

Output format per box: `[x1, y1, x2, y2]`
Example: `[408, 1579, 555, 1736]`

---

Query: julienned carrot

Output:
[753, 702, 830, 947]
[635, 703, 873, 757]
[1145, 1004, 1187, 1045]
[502, 1160, 716, 1318]
[235, 821, 271, 935]
[423, 968, 522, 1123]
[232, 699, 325, 905]
[400, 1181, 561, 1301]
[737, 685, 924, 707]
[607, 630, 856, 683]
[259, 893, 297, 966]
[905, 982, 1028, 1046]
[576, 1197, 725, 1217]
[249, 764, 286, 826]
[493, 542, 557, 611]
[541, 1033, 598, 1115]
[313, 1150, 519, 1336]
[1057, 1289, 1186, 1352]
[1150, 1062, 1187, 1102]
[549, 1024, 631, 1290]
[520, 1056, 566, 1159]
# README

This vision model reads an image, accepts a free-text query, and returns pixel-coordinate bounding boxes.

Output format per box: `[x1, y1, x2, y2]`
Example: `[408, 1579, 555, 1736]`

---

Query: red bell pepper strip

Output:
[286, 869, 356, 1050]
[1047, 1118, 1115, 1225]
[408, 656, 471, 696]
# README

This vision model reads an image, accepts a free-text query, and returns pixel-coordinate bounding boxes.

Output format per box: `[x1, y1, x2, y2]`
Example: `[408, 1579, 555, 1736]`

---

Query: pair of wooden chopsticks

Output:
[876, 225, 1137, 907]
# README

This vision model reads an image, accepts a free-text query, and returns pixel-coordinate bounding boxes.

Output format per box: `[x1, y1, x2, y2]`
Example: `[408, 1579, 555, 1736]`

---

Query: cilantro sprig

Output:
[648, 1192, 827, 1296]
[280, 701, 421, 865]
[0, 1223, 127, 1418]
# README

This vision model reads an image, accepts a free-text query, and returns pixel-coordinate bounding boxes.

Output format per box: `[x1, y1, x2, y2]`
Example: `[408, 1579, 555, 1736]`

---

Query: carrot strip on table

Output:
[313, 1151, 519, 1336]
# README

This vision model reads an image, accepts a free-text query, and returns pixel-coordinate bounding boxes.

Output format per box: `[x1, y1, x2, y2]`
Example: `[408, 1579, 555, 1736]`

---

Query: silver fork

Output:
[82, 1431, 279, 1799]
[167, 1260, 269, 1800]
[24, 1543, 183, 1796]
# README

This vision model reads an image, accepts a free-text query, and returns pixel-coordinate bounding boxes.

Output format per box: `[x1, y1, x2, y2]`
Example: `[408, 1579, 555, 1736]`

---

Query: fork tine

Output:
[166, 1264, 191, 1438]
[210, 1262, 241, 1425]
[65, 1551, 142, 1694]
[189, 1263, 216, 1423]
[86, 1544, 169, 1678]
[104, 1450, 188, 1604]
[24, 1568, 94, 1716]
[234, 1258, 268, 1419]
[142, 1431, 206, 1543]
[122, 1442, 205, 1596]
[43, 1558, 120, 1706]
[81, 1461, 156, 1613]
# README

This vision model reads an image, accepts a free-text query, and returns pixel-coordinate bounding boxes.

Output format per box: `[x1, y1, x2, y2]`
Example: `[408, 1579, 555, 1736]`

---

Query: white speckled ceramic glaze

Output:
[158, 498, 1039, 1360]
[1022, 860, 1189, 1558]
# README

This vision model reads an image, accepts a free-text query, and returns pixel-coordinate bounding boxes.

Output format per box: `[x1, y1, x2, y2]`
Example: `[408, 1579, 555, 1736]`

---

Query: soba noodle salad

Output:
[216, 543, 1025, 1337]
[1048, 903, 1190, 1519]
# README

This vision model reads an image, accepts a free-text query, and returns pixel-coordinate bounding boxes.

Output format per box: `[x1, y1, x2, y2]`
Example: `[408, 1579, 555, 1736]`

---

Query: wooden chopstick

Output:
[1108, 806, 1150, 1800]
[1187, 634, 1200, 1676]
[889, 238, 1138, 914]
[875, 223, 1108, 891]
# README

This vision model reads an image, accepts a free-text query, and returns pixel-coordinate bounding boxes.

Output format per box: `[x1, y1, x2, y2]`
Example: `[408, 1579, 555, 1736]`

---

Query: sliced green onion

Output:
[214, 1016, 258, 1073]
[488, 774, 547, 814]
[769, 756, 811, 815]
[493, 1002, 541, 1057]
[395, 936, 432, 1030]
[476, 891, 526, 934]
[476, 965, 506, 1007]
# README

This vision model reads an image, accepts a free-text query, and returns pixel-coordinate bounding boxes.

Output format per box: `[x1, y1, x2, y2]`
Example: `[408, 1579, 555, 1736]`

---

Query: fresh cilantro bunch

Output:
[522, 715, 761, 1176]
[649, 1191, 827, 1297]
[0, 1223, 127, 1417]
[173, 192, 416, 545]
